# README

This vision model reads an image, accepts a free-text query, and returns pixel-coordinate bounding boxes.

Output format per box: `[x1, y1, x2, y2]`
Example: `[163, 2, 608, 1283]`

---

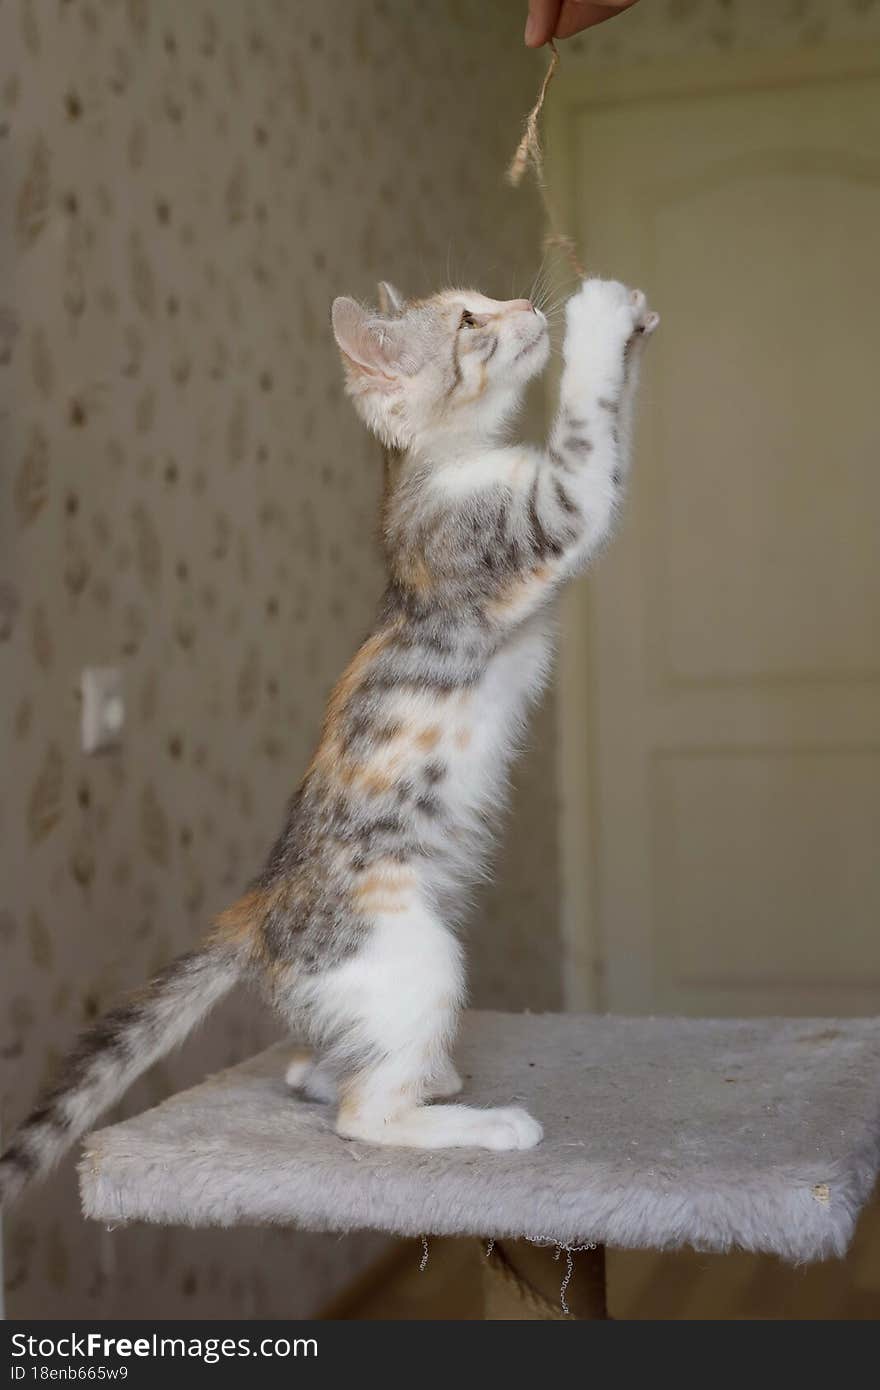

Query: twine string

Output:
[507, 40, 584, 280]
[527, 1236, 599, 1316]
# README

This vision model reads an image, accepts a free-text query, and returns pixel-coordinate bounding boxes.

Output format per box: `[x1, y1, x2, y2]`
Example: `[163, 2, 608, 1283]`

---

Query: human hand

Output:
[525, 0, 640, 47]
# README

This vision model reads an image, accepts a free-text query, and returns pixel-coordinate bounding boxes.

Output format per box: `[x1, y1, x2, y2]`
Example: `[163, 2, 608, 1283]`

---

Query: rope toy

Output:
[507, 41, 585, 279]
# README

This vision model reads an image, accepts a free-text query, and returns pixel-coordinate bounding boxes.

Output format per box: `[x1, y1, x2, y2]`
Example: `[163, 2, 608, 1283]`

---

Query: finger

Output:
[525, 0, 564, 47]
[554, 0, 639, 40]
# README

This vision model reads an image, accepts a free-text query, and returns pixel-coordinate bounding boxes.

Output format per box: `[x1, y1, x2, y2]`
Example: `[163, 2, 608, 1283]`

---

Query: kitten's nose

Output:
[509, 298, 535, 313]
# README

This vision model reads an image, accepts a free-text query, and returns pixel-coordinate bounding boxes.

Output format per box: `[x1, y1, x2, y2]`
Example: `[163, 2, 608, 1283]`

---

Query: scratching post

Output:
[79, 1011, 880, 1319]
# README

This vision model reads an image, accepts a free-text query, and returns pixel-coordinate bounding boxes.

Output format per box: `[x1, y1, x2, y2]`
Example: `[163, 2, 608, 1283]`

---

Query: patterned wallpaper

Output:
[0, 0, 552, 1319]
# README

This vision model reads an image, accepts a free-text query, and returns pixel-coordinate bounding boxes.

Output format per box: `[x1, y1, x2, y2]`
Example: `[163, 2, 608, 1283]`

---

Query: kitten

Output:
[0, 276, 657, 1198]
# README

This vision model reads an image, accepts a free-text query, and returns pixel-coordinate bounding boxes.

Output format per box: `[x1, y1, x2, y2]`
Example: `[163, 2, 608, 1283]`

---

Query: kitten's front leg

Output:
[549, 278, 658, 563]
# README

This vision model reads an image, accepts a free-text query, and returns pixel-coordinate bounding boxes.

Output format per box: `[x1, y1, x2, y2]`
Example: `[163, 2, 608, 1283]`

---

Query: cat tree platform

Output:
[79, 1010, 880, 1319]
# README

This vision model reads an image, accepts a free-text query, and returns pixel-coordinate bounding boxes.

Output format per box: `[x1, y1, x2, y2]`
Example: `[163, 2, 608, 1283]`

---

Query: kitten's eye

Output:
[459, 310, 477, 329]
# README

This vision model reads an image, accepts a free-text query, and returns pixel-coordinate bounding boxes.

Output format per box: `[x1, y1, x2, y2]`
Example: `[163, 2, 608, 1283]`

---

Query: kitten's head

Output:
[331, 282, 549, 450]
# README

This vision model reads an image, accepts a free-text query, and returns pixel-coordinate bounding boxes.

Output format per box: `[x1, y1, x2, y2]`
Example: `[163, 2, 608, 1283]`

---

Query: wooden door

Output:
[552, 46, 880, 1015]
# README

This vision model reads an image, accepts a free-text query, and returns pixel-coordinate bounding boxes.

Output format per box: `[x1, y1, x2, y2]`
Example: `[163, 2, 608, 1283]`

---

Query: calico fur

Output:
[0, 276, 657, 1198]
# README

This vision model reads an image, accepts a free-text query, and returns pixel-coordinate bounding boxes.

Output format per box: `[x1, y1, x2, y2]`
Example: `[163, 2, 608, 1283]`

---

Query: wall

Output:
[565, 0, 880, 67]
[0, 0, 554, 1319]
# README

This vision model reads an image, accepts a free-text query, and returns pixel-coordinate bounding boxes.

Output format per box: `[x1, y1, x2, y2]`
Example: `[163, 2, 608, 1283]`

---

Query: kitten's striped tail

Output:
[0, 933, 246, 1205]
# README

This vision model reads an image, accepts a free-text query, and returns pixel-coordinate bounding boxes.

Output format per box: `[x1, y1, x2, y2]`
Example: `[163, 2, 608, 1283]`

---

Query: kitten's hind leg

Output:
[317, 904, 541, 1152]
[285, 1050, 338, 1104]
[337, 1087, 542, 1151]
[429, 1056, 463, 1099]
[284, 1049, 313, 1089]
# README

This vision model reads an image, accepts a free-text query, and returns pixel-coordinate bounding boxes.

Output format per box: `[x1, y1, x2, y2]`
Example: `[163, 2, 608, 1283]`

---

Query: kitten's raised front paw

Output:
[629, 287, 660, 337]
[565, 277, 659, 348]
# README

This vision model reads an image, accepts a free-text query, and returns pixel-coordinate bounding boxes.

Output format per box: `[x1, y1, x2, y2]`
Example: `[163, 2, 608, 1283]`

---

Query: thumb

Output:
[525, 0, 563, 47]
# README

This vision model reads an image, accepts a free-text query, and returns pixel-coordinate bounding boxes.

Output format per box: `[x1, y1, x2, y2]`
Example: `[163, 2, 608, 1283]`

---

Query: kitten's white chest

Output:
[446, 614, 556, 819]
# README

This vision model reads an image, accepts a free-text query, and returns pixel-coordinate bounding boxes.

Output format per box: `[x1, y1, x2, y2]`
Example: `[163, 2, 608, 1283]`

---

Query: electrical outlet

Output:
[81, 667, 124, 754]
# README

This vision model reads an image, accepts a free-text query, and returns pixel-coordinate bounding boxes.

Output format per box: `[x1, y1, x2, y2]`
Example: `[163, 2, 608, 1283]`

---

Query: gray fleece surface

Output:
[79, 1011, 880, 1263]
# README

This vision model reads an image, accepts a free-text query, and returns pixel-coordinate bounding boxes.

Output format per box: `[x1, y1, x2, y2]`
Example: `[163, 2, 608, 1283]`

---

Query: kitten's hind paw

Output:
[473, 1106, 544, 1151]
[429, 1060, 464, 1099]
[336, 1102, 543, 1151]
[285, 1050, 338, 1104]
[284, 1050, 314, 1089]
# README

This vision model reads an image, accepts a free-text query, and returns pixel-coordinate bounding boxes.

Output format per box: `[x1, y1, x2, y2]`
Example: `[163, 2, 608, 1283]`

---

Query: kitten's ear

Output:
[377, 281, 406, 316]
[332, 297, 411, 447]
[331, 297, 402, 386]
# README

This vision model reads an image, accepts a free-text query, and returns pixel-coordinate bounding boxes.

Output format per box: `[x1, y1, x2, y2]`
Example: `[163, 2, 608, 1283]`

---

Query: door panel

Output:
[565, 61, 880, 1015]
